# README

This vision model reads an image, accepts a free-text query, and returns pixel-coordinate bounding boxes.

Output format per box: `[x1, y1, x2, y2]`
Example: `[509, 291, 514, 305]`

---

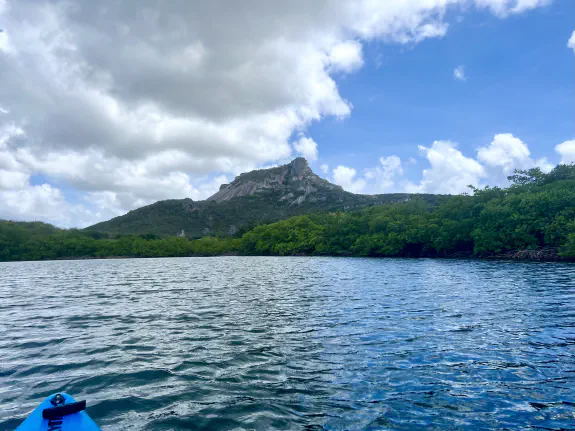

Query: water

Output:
[0, 257, 574, 430]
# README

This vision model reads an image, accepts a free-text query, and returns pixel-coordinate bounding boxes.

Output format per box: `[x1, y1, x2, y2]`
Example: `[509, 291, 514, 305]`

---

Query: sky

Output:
[0, 0, 573, 228]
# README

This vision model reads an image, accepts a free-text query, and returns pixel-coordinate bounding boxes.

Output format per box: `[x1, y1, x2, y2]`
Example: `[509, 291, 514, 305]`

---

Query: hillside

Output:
[1, 164, 573, 262]
[87, 158, 442, 237]
[0, 221, 61, 261]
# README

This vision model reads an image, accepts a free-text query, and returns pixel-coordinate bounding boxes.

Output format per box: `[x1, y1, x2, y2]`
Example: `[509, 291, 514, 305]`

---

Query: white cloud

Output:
[453, 65, 466, 81]
[293, 136, 319, 162]
[477, 133, 533, 174]
[0, 29, 7, 51]
[364, 156, 404, 192]
[329, 133, 564, 196]
[534, 157, 554, 173]
[568, 31, 575, 53]
[399, 135, 558, 194]
[333, 165, 366, 193]
[328, 40, 364, 73]
[406, 141, 486, 194]
[0, 122, 24, 146]
[0, 123, 31, 190]
[556, 140, 575, 164]
[0, 184, 96, 227]
[0, 0, 553, 226]
[477, 133, 553, 185]
[0, 169, 28, 190]
[474, 0, 551, 17]
[320, 164, 329, 174]
[511, 0, 551, 13]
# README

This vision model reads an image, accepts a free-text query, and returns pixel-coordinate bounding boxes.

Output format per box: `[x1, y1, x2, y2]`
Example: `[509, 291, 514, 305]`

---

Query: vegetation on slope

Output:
[87, 158, 441, 237]
[1, 165, 574, 262]
[0, 221, 61, 261]
[86, 193, 441, 238]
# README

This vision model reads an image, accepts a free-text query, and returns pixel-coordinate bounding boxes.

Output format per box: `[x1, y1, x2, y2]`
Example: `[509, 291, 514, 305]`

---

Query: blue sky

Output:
[0, 0, 573, 227]
[311, 0, 574, 185]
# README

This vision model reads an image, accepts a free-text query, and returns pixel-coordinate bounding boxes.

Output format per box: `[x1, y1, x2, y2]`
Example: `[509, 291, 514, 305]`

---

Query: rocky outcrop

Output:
[207, 157, 341, 205]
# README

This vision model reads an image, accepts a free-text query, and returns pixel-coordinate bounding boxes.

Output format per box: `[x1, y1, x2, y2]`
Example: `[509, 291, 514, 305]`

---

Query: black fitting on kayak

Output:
[50, 394, 66, 406]
[42, 400, 86, 419]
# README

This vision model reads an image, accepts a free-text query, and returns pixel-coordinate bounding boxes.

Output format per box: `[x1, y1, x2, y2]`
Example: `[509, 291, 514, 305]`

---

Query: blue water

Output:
[0, 257, 574, 430]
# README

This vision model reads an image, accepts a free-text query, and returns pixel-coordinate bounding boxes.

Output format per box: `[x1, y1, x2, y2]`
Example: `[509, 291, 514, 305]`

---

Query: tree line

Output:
[1, 165, 574, 262]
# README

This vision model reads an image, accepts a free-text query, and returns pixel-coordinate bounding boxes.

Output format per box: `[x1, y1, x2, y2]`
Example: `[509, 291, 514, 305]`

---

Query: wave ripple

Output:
[1, 257, 574, 430]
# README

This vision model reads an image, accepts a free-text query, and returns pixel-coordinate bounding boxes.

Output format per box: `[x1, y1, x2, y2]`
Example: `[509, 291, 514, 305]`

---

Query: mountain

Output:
[207, 157, 339, 203]
[87, 158, 442, 237]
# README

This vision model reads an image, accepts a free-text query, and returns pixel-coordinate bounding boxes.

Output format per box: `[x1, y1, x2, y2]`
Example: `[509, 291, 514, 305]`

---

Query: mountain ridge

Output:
[87, 158, 443, 237]
[207, 157, 342, 204]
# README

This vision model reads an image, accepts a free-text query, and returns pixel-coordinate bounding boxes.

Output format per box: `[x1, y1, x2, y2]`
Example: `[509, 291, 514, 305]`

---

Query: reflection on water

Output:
[0, 257, 574, 430]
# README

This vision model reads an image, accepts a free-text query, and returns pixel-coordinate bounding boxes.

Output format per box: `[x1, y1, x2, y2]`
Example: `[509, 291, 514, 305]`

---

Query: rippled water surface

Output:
[1, 257, 574, 430]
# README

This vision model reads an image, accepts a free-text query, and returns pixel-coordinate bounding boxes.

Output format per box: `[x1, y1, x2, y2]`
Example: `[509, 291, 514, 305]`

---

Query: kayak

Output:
[16, 393, 101, 431]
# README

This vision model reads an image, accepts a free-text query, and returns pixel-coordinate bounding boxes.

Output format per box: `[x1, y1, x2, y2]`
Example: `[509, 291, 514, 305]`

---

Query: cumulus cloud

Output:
[405, 141, 486, 194]
[399, 135, 555, 195]
[320, 164, 329, 174]
[477, 133, 553, 184]
[453, 65, 466, 81]
[293, 136, 319, 162]
[556, 140, 575, 164]
[568, 31, 575, 52]
[477, 133, 531, 172]
[0, 0, 553, 226]
[354, 134, 558, 195]
[0, 184, 96, 227]
[328, 41, 364, 73]
[0, 169, 28, 190]
[364, 156, 404, 192]
[333, 165, 366, 193]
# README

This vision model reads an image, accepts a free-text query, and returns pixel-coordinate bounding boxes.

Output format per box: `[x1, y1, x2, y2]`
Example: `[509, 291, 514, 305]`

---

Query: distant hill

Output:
[0, 220, 62, 261]
[87, 158, 443, 237]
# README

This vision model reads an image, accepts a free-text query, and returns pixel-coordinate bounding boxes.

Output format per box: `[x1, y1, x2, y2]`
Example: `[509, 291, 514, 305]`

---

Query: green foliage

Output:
[0, 164, 574, 261]
[234, 164, 575, 260]
[86, 190, 441, 238]
[240, 215, 324, 255]
[559, 233, 575, 257]
[0, 221, 239, 261]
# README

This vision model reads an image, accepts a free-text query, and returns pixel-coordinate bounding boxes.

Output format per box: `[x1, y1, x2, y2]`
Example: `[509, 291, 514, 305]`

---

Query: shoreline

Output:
[2, 251, 573, 264]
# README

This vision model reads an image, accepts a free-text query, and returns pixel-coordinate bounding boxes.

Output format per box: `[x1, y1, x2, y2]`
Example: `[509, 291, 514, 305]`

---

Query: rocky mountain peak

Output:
[288, 157, 311, 177]
[206, 157, 341, 204]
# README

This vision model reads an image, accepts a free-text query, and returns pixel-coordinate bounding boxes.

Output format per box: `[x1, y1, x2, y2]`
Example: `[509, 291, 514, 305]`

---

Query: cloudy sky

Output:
[0, 0, 573, 227]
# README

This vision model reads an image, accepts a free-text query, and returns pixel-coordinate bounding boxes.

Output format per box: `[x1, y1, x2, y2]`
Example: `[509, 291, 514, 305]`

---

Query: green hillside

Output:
[87, 158, 442, 237]
[0, 221, 61, 261]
